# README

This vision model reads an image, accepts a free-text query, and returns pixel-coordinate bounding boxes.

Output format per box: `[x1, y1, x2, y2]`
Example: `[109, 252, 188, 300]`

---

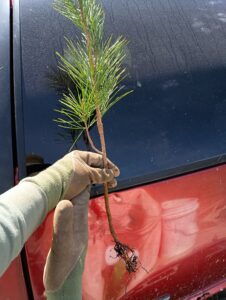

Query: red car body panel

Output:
[24, 164, 226, 299]
[0, 257, 28, 300]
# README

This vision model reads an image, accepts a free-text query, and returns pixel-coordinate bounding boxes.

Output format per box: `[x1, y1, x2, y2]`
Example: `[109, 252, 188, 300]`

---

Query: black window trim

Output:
[0, 0, 14, 194]
[91, 154, 226, 197]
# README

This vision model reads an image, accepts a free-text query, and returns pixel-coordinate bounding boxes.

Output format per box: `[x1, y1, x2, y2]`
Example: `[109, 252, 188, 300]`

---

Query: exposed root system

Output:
[114, 241, 138, 273]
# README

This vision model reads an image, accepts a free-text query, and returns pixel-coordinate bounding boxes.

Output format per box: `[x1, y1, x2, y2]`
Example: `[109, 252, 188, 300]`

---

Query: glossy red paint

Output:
[25, 165, 226, 299]
[0, 257, 28, 300]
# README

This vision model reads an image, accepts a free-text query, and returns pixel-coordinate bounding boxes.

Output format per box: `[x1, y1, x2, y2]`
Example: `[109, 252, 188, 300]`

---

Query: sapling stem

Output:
[77, 0, 121, 244]
[95, 106, 119, 242]
[85, 110, 120, 242]
[53, 0, 138, 273]
[84, 122, 102, 155]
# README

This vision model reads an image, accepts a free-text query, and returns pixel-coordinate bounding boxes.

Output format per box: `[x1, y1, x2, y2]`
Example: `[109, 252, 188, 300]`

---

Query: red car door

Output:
[2, 0, 226, 299]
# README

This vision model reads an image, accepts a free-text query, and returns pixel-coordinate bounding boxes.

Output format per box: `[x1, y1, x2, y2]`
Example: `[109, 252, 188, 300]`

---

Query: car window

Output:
[0, 1, 14, 193]
[19, 0, 226, 184]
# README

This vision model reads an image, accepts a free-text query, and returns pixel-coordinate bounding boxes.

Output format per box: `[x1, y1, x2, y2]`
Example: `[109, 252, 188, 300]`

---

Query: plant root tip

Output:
[114, 241, 138, 273]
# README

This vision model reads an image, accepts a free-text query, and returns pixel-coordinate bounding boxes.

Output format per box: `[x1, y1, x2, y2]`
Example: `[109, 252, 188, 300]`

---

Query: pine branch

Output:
[84, 121, 102, 154]
[53, 0, 137, 273]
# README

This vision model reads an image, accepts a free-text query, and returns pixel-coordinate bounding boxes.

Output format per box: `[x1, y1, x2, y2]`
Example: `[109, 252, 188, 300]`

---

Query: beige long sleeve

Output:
[0, 182, 49, 276]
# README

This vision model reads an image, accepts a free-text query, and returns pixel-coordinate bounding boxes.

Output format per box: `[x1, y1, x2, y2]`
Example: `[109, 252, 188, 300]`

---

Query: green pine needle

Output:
[53, 0, 132, 138]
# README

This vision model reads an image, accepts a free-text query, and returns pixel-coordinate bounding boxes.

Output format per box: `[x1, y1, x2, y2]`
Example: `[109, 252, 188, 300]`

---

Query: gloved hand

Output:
[22, 150, 120, 211]
[43, 187, 90, 299]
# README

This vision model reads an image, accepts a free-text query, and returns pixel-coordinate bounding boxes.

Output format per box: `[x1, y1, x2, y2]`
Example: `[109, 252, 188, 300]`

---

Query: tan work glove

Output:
[22, 150, 120, 211]
[43, 187, 91, 299]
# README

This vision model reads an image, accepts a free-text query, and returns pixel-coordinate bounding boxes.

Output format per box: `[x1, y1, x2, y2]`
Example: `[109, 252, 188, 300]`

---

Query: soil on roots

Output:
[114, 241, 138, 273]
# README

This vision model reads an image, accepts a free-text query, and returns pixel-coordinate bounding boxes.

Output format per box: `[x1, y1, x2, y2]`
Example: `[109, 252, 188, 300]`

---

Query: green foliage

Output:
[53, 0, 132, 134]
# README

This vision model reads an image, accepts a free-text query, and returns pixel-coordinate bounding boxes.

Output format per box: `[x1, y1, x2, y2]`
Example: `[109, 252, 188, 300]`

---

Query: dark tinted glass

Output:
[19, 0, 226, 182]
[0, 1, 14, 192]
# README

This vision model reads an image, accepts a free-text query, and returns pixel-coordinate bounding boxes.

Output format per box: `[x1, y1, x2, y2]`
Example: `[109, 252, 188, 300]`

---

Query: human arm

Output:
[0, 181, 49, 276]
[0, 150, 119, 276]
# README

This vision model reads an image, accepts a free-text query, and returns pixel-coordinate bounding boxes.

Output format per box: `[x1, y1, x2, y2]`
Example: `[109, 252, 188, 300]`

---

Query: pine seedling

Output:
[53, 0, 137, 273]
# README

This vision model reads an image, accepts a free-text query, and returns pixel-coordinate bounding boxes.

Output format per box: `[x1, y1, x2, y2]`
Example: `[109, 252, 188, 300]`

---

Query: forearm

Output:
[0, 182, 48, 276]
[0, 150, 118, 278]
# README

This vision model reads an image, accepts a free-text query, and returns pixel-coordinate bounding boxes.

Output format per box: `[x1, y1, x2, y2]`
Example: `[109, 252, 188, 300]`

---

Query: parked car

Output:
[2, 0, 226, 299]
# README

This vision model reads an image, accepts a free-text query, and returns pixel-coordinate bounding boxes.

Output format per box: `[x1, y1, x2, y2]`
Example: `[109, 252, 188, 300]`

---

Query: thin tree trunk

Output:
[96, 106, 119, 243]
[84, 122, 102, 155]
